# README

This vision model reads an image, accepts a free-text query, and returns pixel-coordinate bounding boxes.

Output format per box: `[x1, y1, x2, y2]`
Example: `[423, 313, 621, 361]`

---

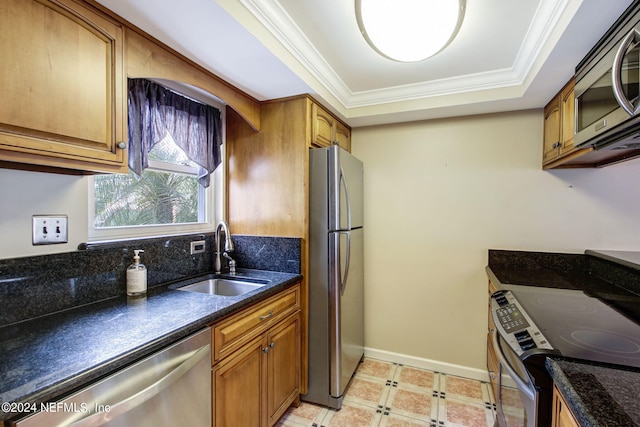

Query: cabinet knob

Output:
[117, 141, 127, 150]
[263, 346, 270, 353]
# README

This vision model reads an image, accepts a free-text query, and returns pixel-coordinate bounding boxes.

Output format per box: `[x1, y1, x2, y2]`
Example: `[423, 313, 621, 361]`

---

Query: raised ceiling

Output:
[96, 0, 632, 127]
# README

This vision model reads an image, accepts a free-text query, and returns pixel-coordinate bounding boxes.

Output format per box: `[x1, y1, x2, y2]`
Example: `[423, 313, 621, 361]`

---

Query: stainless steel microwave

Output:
[574, 2, 640, 151]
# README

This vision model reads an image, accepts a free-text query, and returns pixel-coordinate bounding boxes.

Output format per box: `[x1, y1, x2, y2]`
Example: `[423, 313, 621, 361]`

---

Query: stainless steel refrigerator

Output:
[303, 145, 364, 409]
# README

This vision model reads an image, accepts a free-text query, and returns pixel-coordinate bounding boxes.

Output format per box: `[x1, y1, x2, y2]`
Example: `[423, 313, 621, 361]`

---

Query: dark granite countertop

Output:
[0, 269, 301, 422]
[547, 358, 640, 426]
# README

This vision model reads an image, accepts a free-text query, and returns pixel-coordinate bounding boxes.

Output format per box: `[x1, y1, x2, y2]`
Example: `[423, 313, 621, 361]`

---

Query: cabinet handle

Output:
[262, 342, 275, 353]
[259, 310, 274, 320]
[117, 141, 127, 149]
[552, 141, 560, 149]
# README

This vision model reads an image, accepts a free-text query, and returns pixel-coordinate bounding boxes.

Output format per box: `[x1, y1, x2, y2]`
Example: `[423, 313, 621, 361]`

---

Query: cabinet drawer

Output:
[212, 284, 300, 363]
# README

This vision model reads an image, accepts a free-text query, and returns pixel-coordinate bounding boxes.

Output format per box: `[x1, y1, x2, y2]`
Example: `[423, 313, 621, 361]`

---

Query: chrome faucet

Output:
[215, 221, 235, 274]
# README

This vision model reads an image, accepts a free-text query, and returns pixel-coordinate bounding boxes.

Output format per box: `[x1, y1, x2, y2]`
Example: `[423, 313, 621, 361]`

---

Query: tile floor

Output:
[278, 358, 497, 427]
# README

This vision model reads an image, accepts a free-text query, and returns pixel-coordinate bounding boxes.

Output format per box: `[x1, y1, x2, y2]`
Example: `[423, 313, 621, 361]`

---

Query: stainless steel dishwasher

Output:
[10, 327, 211, 427]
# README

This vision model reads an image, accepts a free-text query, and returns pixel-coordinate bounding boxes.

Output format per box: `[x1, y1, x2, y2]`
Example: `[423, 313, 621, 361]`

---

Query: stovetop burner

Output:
[503, 285, 640, 368]
[565, 330, 640, 355]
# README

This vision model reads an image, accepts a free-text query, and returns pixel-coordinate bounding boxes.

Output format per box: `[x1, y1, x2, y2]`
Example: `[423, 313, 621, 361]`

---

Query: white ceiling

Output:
[96, 0, 632, 127]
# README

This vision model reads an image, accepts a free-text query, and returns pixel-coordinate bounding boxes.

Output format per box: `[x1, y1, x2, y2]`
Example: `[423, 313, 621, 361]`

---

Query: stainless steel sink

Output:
[176, 278, 269, 297]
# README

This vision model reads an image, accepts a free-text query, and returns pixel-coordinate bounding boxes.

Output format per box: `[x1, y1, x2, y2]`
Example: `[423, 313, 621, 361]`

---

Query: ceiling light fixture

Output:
[355, 0, 466, 63]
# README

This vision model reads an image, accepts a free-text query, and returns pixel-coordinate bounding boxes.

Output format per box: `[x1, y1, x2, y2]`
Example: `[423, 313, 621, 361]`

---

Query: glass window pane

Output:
[94, 169, 200, 228]
[148, 134, 198, 167]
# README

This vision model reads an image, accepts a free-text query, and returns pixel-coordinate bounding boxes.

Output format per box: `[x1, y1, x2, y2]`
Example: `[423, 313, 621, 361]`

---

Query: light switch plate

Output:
[32, 215, 68, 245]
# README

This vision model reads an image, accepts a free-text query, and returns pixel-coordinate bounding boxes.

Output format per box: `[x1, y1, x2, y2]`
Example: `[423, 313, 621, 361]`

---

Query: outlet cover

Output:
[190, 240, 206, 255]
[32, 215, 68, 245]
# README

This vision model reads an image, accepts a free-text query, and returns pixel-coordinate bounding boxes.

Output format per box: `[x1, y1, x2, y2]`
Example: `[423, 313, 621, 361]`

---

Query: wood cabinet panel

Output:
[227, 101, 308, 238]
[553, 385, 581, 427]
[487, 333, 499, 403]
[212, 285, 300, 362]
[312, 104, 334, 148]
[211, 284, 302, 427]
[335, 121, 352, 152]
[267, 314, 301, 426]
[213, 336, 264, 427]
[543, 99, 562, 164]
[311, 103, 351, 151]
[560, 83, 575, 155]
[125, 29, 261, 131]
[487, 279, 498, 402]
[0, 0, 127, 173]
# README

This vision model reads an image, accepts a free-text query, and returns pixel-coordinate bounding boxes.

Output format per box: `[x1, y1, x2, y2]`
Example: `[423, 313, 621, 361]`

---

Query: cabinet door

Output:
[560, 82, 575, 155]
[266, 314, 300, 426]
[486, 334, 499, 403]
[335, 121, 351, 152]
[543, 98, 561, 164]
[0, 0, 126, 173]
[312, 103, 334, 148]
[552, 386, 580, 427]
[213, 336, 265, 427]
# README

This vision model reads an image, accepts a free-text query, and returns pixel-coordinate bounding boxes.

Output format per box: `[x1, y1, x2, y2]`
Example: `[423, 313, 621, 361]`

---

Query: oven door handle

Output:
[491, 329, 536, 402]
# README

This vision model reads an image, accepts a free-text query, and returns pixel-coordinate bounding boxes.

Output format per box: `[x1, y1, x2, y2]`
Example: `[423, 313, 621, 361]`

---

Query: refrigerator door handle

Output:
[339, 231, 351, 296]
[340, 166, 352, 231]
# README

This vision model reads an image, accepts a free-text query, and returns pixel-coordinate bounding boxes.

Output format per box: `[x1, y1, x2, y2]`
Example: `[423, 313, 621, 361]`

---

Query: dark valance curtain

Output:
[127, 78, 222, 187]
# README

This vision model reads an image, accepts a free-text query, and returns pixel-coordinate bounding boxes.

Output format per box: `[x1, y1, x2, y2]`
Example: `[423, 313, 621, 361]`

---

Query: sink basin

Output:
[176, 278, 269, 297]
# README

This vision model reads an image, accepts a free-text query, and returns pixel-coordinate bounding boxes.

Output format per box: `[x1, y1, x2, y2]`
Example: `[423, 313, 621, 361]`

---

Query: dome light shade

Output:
[356, 0, 466, 62]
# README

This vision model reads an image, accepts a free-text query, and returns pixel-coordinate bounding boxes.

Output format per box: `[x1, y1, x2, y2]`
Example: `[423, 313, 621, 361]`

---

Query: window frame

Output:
[88, 97, 225, 242]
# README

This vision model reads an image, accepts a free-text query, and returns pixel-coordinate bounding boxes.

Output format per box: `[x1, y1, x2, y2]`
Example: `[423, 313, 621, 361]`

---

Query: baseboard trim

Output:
[364, 347, 490, 383]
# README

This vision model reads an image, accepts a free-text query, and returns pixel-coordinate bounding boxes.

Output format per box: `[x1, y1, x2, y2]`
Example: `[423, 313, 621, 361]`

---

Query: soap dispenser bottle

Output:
[126, 249, 147, 296]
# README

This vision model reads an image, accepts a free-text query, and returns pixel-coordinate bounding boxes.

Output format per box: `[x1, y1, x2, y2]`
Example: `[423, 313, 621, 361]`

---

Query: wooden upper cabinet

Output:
[335, 121, 352, 151]
[560, 81, 575, 155]
[0, 0, 127, 173]
[227, 95, 352, 238]
[541, 78, 604, 169]
[311, 103, 351, 151]
[543, 97, 562, 164]
[312, 104, 334, 148]
[543, 79, 575, 166]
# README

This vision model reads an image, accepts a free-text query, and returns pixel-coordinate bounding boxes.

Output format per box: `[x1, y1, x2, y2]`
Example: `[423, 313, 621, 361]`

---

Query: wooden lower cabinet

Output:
[487, 279, 499, 401]
[213, 336, 264, 427]
[267, 314, 301, 425]
[552, 385, 581, 427]
[211, 284, 301, 427]
[486, 333, 499, 402]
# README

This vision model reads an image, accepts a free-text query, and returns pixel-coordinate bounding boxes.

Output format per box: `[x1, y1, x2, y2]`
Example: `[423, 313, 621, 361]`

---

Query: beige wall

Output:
[351, 109, 640, 374]
[0, 169, 89, 259]
[0, 165, 224, 260]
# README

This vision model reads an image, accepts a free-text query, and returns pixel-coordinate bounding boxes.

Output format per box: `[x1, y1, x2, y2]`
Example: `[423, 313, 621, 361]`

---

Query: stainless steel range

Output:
[490, 283, 640, 427]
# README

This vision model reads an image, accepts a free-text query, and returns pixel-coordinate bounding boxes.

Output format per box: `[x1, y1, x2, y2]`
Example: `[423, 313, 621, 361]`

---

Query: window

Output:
[89, 80, 224, 241]
[89, 136, 222, 241]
